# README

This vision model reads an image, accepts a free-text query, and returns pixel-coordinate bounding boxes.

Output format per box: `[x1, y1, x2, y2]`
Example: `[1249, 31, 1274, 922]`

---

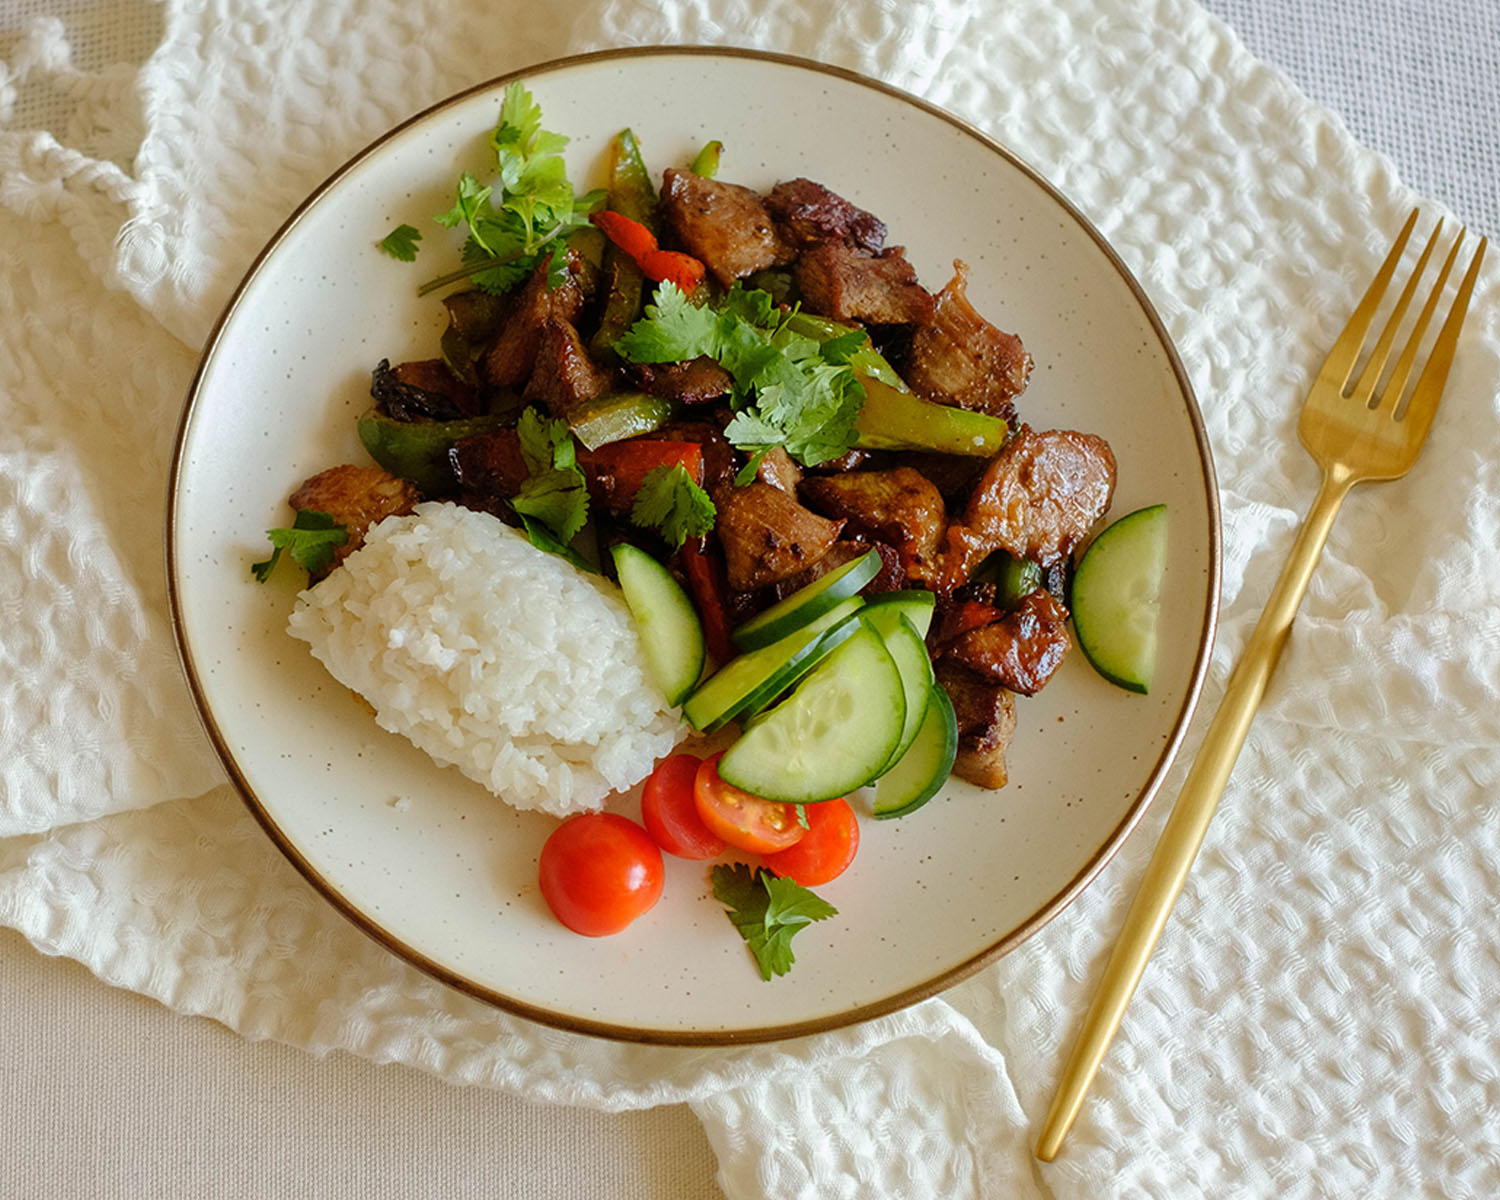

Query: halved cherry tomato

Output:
[762, 798, 860, 887]
[642, 753, 726, 860]
[538, 813, 664, 937]
[692, 753, 807, 855]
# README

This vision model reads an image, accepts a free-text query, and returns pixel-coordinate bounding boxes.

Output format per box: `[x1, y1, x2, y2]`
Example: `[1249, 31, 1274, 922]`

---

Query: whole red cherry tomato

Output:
[538, 813, 664, 936]
[693, 753, 806, 855]
[761, 797, 860, 887]
[642, 753, 727, 860]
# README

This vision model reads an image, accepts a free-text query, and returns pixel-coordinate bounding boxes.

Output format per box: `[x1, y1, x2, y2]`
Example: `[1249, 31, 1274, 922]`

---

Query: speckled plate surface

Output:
[168, 48, 1220, 1044]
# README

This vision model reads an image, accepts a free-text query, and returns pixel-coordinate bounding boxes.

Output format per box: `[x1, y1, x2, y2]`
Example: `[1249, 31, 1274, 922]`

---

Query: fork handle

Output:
[1035, 466, 1354, 1161]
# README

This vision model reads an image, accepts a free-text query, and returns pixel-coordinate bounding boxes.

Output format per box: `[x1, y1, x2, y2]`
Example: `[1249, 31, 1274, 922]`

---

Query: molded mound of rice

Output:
[287, 501, 685, 815]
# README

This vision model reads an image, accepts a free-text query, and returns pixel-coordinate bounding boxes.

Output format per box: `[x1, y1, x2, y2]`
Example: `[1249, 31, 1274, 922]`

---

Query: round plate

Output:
[168, 48, 1219, 1044]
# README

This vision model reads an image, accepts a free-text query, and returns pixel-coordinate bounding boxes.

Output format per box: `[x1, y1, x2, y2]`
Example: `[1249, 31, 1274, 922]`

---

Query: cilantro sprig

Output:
[614, 282, 866, 467]
[411, 82, 605, 296]
[251, 510, 348, 582]
[629, 463, 715, 550]
[377, 223, 422, 262]
[710, 863, 838, 981]
[511, 408, 592, 570]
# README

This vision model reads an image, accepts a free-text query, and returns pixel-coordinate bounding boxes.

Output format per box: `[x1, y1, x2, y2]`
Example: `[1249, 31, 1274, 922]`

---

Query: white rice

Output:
[287, 501, 685, 815]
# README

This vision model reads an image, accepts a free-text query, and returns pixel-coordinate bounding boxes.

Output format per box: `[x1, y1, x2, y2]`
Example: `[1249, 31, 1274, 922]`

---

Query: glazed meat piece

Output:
[795, 242, 934, 325]
[630, 355, 733, 406]
[288, 465, 420, 578]
[766, 178, 887, 252]
[935, 659, 1017, 789]
[755, 445, 803, 494]
[772, 539, 904, 600]
[480, 254, 586, 388]
[449, 430, 529, 500]
[371, 358, 480, 421]
[799, 466, 946, 586]
[942, 589, 1071, 696]
[660, 168, 794, 287]
[904, 260, 1032, 420]
[713, 482, 844, 591]
[522, 318, 611, 421]
[937, 424, 1116, 590]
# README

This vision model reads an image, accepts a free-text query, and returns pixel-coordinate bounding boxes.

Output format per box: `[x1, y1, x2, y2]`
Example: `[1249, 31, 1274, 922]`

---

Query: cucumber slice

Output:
[731, 549, 882, 650]
[717, 622, 906, 803]
[863, 588, 936, 638]
[611, 544, 704, 706]
[861, 607, 935, 771]
[1071, 504, 1168, 695]
[681, 597, 864, 732]
[873, 684, 957, 818]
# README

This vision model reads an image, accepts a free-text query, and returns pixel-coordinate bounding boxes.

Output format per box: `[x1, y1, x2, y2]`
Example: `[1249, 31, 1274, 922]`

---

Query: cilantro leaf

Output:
[377, 224, 422, 261]
[613, 282, 720, 364]
[629, 463, 716, 550]
[710, 864, 838, 981]
[251, 510, 348, 582]
[511, 408, 591, 554]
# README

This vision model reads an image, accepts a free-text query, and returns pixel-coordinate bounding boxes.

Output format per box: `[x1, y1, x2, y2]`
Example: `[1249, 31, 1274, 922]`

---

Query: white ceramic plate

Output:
[169, 48, 1219, 1044]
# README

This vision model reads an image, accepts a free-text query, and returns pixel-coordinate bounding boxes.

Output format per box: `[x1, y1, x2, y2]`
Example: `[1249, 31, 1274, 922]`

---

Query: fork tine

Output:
[1381, 230, 1467, 414]
[1397, 234, 1488, 439]
[1354, 219, 1444, 406]
[1320, 208, 1420, 391]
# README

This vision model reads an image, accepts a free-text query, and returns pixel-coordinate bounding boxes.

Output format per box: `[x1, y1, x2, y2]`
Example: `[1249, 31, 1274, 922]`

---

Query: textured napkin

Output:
[3, 0, 1500, 1196]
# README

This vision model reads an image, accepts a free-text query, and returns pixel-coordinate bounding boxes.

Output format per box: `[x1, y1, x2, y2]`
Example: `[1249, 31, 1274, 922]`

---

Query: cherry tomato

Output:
[642, 753, 727, 860]
[538, 813, 664, 937]
[692, 753, 807, 855]
[762, 798, 860, 887]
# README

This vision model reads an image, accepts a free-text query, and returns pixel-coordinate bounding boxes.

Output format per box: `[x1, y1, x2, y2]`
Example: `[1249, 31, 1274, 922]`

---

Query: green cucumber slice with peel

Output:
[861, 605, 935, 772]
[1070, 504, 1168, 695]
[717, 621, 906, 803]
[611, 543, 704, 706]
[730, 548, 882, 650]
[681, 597, 864, 732]
[862, 588, 936, 638]
[872, 684, 958, 818]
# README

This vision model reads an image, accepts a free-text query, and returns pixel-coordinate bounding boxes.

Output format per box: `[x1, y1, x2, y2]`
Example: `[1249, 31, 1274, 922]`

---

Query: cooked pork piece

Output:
[522, 318, 612, 420]
[904, 260, 1032, 420]
[755, 446, 803, 494]
[771, 538, 904, 600]
[799, 466, 946, 586]
[660, 168, 794, 287]
[794, 241, 934, 325]
[935, 659, 1017, 789]
[288, 465, 420, 578]
[942, 589, 1071, 696]
[630, 355, 733, 406]
[372, 358, 482, 420]
[480, 254, 586, 388]
[448, 430, 529, 501]
[713, 482, 844, 591]
[766, 178, 887, 253]
[937, 425, 1116, 590]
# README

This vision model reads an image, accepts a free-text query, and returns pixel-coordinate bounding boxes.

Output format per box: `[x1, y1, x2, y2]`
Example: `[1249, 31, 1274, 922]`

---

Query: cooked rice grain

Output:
[287, 501, 685, 815]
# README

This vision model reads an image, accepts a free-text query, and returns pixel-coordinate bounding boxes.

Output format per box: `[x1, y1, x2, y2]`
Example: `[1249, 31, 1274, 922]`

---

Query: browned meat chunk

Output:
[660, 168, 793, 287]
[795, 242, 934, 325]
[937, 425, 1116, 589]
[772, 539, 903, 600]
[766, 178, 886, 252]
[449, 430, 529, 502]
[800, 467, 946, 586]
[943, 589, 1071, 696]
[631, 355, 732, 406]
[756, 446, 803, 494]
[383, 358, 481, 419]
[714, 482, 844, 591]
[288, 465, 419, 578]
[522, 318, 612, 420]
[905, 260, 1032, 420]
[480, 255, 586, 388]
[935, 660, 1017, 789]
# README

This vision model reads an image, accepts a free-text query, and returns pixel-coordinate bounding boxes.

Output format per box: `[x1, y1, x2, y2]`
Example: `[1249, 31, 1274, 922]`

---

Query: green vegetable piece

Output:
[1071, 504, 1169, 694]
[630, 463, 716, 551]
[689, 140, 723, 178]
[356, 407, 514, 495]
[377, 224, 422, 261]
[611, 542, 705, 704]
[710, 863, 837, 981]
[780, 313, 907, 391]
[251, 510, 348, 583]
[607, 128, 658, 227]
[852, 373, 1008, 457]
[511, 408, 590, 549]
[566, 390, 671, 450]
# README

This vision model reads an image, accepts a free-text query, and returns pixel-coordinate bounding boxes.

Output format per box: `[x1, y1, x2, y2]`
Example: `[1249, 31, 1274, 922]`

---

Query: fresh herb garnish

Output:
[630, 463, 716, 550]
[419, 82, 605, 297]
[511, 407, 591, 561]
[710, 863, 838, 981]
[377, 223, 423, 261]
[614, 282, 866, 467]
[251, 510, 348, 582]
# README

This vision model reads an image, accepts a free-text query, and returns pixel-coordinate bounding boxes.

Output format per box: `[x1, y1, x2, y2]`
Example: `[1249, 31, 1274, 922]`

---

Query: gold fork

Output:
[1035, 210, 1488, 1161]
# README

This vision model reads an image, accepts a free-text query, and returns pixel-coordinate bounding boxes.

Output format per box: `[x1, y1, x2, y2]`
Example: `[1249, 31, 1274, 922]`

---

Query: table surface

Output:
[1, 1, 1495, 1197]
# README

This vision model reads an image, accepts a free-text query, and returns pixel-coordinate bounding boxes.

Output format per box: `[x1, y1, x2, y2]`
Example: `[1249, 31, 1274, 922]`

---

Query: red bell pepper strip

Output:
[577, 440, 703, 513]
[679, 536, 736, 667]
[591, 209, 658, 260]
[591, 210, 707, 294]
